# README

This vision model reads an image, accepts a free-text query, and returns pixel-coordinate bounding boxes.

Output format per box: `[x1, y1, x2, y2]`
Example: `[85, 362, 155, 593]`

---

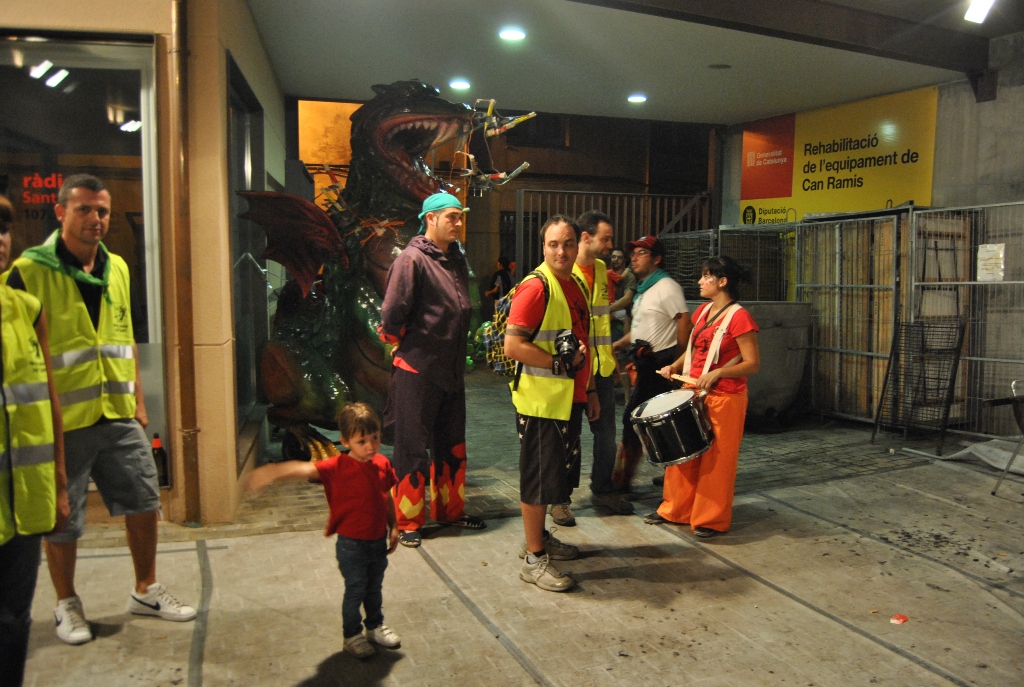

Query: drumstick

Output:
[671, 355, 743, 387]
[671, 373, 698, 385]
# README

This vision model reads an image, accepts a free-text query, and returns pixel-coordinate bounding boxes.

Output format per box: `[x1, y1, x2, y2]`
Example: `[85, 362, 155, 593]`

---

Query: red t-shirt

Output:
[687, 304, 759, 394]
[315, 453, 397, 540]
[508, 274, 591, 402]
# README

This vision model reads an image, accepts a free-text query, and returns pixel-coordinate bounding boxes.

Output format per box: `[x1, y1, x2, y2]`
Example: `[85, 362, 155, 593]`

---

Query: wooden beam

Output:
[568, 0, 989, 73]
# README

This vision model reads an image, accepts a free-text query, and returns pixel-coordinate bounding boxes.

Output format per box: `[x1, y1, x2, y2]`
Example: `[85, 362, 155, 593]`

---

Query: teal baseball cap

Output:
[418, 193, 468, 234]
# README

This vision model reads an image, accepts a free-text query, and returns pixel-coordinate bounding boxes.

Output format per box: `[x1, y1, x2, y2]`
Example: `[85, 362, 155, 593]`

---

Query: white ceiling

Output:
[245, 0, 1013, 125]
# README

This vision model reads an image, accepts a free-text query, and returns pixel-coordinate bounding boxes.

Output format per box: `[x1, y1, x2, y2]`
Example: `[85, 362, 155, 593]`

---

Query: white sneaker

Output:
[54, 596, 92, 645]
[129, 583, 197, 622]
[520, 553, 575, 592]
[366, 624, 401, 648]
[344, 633, 376, 658]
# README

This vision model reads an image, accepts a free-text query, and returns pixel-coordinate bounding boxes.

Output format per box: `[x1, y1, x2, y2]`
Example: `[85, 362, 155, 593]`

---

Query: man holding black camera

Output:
[611, 236, 691, 490]
[504, 215, 598, 593]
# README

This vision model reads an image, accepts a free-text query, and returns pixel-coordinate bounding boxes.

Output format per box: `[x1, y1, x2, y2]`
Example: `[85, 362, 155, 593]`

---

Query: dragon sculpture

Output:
[239, 80, 529, 460]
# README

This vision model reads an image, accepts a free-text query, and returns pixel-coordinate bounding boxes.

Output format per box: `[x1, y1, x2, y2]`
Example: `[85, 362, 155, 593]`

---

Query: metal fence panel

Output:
[514, 189, 708, 276]
[795, 216, 900, 421]
[911, 202, 1024, 437]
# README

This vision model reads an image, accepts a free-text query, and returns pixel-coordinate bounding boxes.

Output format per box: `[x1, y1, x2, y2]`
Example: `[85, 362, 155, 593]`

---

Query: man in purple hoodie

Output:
[379, 193, 486, 547]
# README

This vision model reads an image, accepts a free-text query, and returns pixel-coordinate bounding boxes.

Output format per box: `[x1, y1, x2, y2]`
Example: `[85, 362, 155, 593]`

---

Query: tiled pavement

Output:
[25, 372, 1024, 686]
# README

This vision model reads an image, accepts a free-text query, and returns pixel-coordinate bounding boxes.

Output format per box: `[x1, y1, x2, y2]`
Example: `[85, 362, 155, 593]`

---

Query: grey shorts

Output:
[46, 419, 160, 543]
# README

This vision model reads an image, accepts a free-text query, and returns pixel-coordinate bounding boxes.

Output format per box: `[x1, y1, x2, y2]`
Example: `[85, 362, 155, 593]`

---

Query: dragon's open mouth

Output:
[375, 114, 472, 200]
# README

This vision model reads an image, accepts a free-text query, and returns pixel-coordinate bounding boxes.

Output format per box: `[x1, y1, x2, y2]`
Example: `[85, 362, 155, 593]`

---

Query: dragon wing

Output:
[238, 191, 348, 297]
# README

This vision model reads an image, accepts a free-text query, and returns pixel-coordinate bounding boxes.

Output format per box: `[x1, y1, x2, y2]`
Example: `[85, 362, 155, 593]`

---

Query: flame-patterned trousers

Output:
[384, 368, 468, 531]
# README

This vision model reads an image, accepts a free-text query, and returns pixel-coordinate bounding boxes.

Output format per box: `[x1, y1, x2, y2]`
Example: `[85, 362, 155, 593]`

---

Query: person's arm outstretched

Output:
[244, 460, 319, 493]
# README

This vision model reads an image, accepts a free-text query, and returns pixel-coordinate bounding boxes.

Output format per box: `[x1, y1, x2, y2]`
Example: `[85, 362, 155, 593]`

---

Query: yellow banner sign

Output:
[740, 87, 937, 224]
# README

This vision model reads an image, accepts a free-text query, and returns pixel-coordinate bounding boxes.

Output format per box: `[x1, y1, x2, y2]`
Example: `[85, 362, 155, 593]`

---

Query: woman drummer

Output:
[646, 256, 760, 538]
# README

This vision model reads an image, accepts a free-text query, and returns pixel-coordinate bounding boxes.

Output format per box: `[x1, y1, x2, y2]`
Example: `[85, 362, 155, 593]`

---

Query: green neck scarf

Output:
[23, 231, 112, 302]
[635, 267, 669, 295]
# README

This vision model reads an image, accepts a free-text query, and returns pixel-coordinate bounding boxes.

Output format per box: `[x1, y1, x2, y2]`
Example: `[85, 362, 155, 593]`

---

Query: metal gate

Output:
[794, 215, 902, 421]
[911, 201, 1024, 437]
[513, 189, 708, 277]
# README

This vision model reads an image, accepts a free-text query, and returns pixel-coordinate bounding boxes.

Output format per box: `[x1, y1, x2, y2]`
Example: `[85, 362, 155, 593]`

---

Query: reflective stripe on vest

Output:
[11, 252, 136, 431]
[0, 285, 56, 544]
[574, 260, 616, 378]
[511, 263, 590, 421]
[50, 344, 133, 370]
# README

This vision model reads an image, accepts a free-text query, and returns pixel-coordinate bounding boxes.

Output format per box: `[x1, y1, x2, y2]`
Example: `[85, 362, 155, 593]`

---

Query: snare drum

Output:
[630, 388, 713, 467]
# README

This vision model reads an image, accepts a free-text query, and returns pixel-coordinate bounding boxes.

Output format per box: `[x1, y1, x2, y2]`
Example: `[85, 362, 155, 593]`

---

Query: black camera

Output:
[553, 329, 580, 378]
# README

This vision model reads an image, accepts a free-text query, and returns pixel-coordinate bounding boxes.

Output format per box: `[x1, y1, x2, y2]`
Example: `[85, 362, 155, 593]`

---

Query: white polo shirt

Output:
[631, 277, 688, 353]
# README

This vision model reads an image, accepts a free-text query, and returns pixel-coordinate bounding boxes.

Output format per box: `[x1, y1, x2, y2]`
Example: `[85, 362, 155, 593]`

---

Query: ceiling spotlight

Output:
[120, 120, 143, 132]
[449, 78, 471, 90]
[708, 64, 732, 70]
[964, 0, 995, 23]
[45, 69, 69, 87]
[29, 59, 52, 79]
[499, 27, 526, 41]
[627, 93, 647, 103]
[63, 82, 78, 94]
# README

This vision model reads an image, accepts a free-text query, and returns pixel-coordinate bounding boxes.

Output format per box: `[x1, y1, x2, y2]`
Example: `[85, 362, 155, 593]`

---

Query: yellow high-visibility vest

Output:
[511, 262, 591, 421]
[0, 285, 56, 544]
[573, 259, 616, 378]
[11, 249, 136, 431]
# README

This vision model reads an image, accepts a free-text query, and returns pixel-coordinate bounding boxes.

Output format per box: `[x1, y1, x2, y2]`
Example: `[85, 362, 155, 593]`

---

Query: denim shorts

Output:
[46, 419, 160, 543]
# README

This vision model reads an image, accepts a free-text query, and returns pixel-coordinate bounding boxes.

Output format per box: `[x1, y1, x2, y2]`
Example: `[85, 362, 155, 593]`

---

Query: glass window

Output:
[0, 35, 165, 438]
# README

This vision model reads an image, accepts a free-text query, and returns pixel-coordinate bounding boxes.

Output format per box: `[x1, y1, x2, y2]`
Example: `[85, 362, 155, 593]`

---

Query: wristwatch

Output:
[551, 357, 562, 376]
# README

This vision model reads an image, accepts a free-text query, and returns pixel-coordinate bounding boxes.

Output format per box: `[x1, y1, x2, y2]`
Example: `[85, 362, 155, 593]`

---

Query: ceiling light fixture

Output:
[627, 93, 647, 103]
[964, 0, 995, 23]
[120, 120, 143, 132]
[449, 78, 471, 90]
[45, 69, 69, 87]
[29, 59, 52, 78]
[499, 27, 526, 41]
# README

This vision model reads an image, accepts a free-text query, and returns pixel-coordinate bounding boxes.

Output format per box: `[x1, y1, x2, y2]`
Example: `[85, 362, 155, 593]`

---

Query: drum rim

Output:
[631, 388, 697, 422]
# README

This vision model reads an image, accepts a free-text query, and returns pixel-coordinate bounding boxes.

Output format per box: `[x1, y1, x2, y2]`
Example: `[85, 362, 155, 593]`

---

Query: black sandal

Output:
[440, 515, 487, 530]
[643, 512, 670, 525]
[398, 531, 422, 547]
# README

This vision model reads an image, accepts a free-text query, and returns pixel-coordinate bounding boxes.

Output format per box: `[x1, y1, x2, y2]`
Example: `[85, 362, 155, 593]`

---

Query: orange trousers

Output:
[657, 390, 747, 532]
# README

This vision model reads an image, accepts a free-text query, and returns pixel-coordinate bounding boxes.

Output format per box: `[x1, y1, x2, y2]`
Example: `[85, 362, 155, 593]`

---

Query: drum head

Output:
[634, 388, 695, 419]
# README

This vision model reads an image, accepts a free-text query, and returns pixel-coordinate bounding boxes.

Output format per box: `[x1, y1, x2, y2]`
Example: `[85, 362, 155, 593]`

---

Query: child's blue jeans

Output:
[335, 535, 389, 638]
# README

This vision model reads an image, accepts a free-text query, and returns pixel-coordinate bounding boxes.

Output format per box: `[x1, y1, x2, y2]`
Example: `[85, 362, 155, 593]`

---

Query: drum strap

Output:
[682, 302, 741, 378]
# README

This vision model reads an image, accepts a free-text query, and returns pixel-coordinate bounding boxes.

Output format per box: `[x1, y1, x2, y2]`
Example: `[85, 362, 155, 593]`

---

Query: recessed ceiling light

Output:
[449, 78, 471, 90]
[708, 64, 732, 70]
[45, 69, 69, 87]
[499, 27, 526, 41]
[120, 120, 143, 132]
[964, 0, 994, 23]
[29, 59, 52, 78]
[627, 93, 647, 103]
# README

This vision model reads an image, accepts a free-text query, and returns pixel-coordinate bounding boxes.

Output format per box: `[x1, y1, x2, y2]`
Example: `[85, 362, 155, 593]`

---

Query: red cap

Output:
[152, 434, 163, 449]
[626, 235, 665, 257]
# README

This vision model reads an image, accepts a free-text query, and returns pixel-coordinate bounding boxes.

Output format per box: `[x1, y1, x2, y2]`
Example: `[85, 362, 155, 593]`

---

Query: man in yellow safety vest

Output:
[6, 174, 196, 646]
[503, 215, 599, 593]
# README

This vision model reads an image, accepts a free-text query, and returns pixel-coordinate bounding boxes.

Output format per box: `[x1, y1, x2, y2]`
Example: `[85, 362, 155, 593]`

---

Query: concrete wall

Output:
[932, 33, 1024, 207]
[187, 0, 285, 522]
[720, 32, 1024, 224]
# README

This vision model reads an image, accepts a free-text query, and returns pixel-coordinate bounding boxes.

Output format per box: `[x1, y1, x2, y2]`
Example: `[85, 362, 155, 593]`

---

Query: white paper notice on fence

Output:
[977, 243, 1005, 282]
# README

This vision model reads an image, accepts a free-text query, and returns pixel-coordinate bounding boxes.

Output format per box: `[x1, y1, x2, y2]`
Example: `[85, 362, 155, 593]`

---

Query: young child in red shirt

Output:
[245, 403, 401, 658]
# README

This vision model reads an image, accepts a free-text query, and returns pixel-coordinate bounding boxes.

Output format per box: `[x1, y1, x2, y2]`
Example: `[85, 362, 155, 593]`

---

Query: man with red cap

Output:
[611, 236, 691, 490]
[379, 192, 486, 547]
